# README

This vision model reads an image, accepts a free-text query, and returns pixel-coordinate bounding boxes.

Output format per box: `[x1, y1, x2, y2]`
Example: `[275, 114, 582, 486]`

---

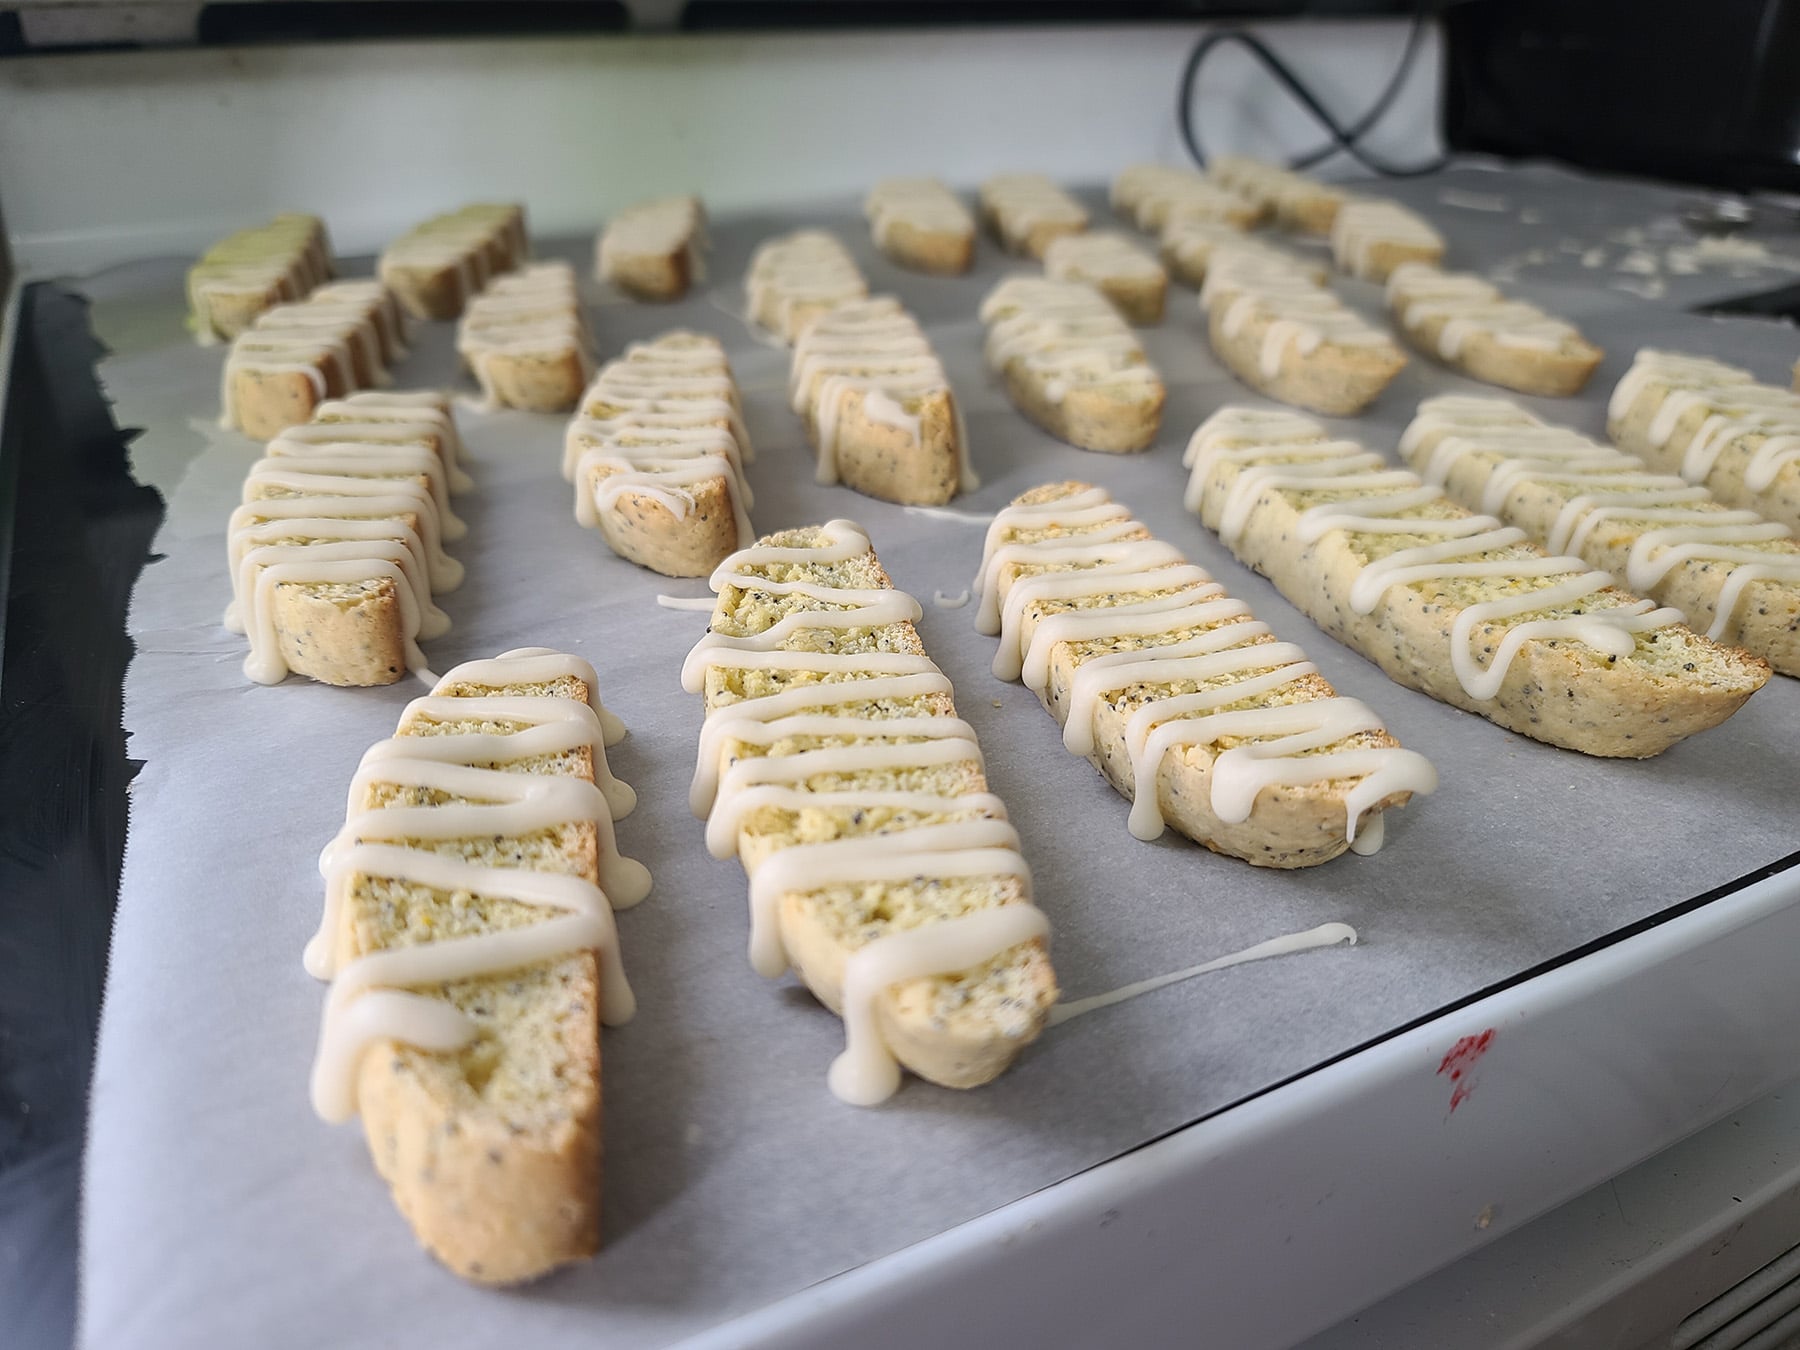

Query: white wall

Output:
[0, 20, 1441, 274]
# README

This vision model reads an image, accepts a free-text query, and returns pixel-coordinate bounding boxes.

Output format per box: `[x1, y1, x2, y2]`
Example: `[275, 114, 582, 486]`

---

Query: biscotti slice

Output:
[974, 482, 1434, 865]
[1160, 217, 1325, 290]
[1184, 407, 1769, 756]
[220, 281, 404, 440]
[864, 177, 976, 275]
[307, 647, 645, 1285]
[744, 230, 868, 344]
[566, 331, 754, 577]
[228, 396, 467, 686]
[682, 521, 1057, 1105]
[1402, 395, 1800, 674]
[1330, 198, 1445, 282]
[1200, 247, 1405, 415]
[1111, 164, 1262, 232]
[979, 173, 1089, 258]
[187, 214, 333, 344]
[379, 203, 528, 321]
[979, 276, 1165, 453]
[1608, 350, 1800, 536]
[595, 195, 707, 301]
[1210, 155, 1348, 235]
[456, 262, 593, 414]
[789, 296, 973, 505]
[1043, 231, 1169, 325]
[312, 390, 472, 493]
[1386, 263, 1602, 396]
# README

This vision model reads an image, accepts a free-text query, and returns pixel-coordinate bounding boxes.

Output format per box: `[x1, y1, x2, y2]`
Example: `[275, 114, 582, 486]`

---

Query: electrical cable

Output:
[1177, 0, 1451, 179]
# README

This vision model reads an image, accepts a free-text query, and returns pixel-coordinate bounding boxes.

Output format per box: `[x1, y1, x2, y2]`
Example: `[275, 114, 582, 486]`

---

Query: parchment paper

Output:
[75, 164, 1800, 1348]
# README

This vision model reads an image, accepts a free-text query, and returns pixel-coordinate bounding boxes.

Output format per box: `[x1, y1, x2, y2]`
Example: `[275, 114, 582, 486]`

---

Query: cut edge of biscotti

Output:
[595, 194, 707, 300]
[982, 480, 1433, 866]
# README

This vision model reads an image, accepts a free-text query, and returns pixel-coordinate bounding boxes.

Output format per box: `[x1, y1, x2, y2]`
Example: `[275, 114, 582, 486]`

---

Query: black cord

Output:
[1177, 1, 1451, 179]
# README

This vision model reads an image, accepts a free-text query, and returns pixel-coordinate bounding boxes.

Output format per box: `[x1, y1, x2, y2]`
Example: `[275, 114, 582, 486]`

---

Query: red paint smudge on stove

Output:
[1437, 1029, 1496, 1111]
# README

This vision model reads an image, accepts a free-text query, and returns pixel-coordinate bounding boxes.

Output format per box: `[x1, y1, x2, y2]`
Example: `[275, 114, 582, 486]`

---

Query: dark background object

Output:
[1443, 0, 1800, 194]
[0, 284, 162, 1350]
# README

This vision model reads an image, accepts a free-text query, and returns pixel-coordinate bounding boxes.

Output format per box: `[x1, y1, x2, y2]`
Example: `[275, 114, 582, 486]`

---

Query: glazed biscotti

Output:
[1210, 155, 1348, 235]
[595, 195, 707, 301]
[1608, 350, 1800, 535]
[227, 389, 468, 686]
[1200, 248, 1405, 415]
[1160, 217, 1325, 290]
[220, 280, 408, 440]
[975, 483, 1434, 865]
[307, 647, 648, 1285]
[1330, 198, 1445, 282]
[1112, 164, 1261, 232]
[188, 214, 333, 344]
[1184, 407, 1769, 755]
[979, 173, 1089, 258]
[1386, 263, 1602, 396]
[790, 297, 972, 505]
[456, 262, 593, 413]
[1043, 231, 1169, 325]
[745, 230, 868, 344]
[864, 178, 977, 275]
[379, 204, 528, 321]
[565, 331, 755, 577]
[980, 276, 1165, 453]
[682, 521, 1057, 1105]
[1402, 395, 1800, 675]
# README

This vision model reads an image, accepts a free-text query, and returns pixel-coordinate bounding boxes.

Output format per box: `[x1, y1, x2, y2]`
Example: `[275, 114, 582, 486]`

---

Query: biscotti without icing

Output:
[975, 482, 1434, 866]
[595, 195, 707, 301]
[789, 296, 973, 505]
[1402, 394, 1800, 675]
[565, 330, 755, 577]
[1184, 407, 1769, 757]
[1386, 263, 1602, 396]
[188, 214, 333, 344]
[307, 647, 648, 1285]
[683, 521, 1057, 1105]
[979, 276, 1165, 453]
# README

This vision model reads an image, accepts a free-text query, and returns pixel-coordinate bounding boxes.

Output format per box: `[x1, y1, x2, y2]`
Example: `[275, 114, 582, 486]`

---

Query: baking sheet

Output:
[74, 163, 1800, 1348]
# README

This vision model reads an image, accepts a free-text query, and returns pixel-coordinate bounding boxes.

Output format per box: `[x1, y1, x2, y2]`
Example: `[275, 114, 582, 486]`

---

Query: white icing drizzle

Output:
[979, 276, 1163, 404]
[864, 178, 975, 250]
[657, 593, 718, 611]
[1201, 248, 1393, 378]
[933, 588, 971, 608]
[1209, 155, 1348, 227]
[1159, 216, 1321, 286]
[1186, 408, 1688, 701]
[308, 647, 642, 1124]
[975, 486, 1433, 850]
[219, 281, 407, 434]
[1111, 164, 1257, 232]
[979, 173, 1088, 252]
[378, 203, 527, 319]
[790, 296, 977, 494]
[1329, 199, 1445, 279]
[188, 214, 333, 344]
[226, 390, 465, 685]
[566, 331, 754, 552]
[744, 231, 867, 343]
[1611, 350, 1800, 492]
[1048, 922, 1357, 1026]
[1044, 230, 1167, 290]
[686, 524, 1049, 1105]
[1386, 263, 1580, 359]
[1403, 394, 1800, 642]
[455, 262, 594, 413]
[595, 195, 706, 287]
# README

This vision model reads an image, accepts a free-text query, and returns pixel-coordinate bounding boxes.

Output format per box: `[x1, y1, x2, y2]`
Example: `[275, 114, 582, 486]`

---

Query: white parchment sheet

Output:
[74, 166, 1800, 1347]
